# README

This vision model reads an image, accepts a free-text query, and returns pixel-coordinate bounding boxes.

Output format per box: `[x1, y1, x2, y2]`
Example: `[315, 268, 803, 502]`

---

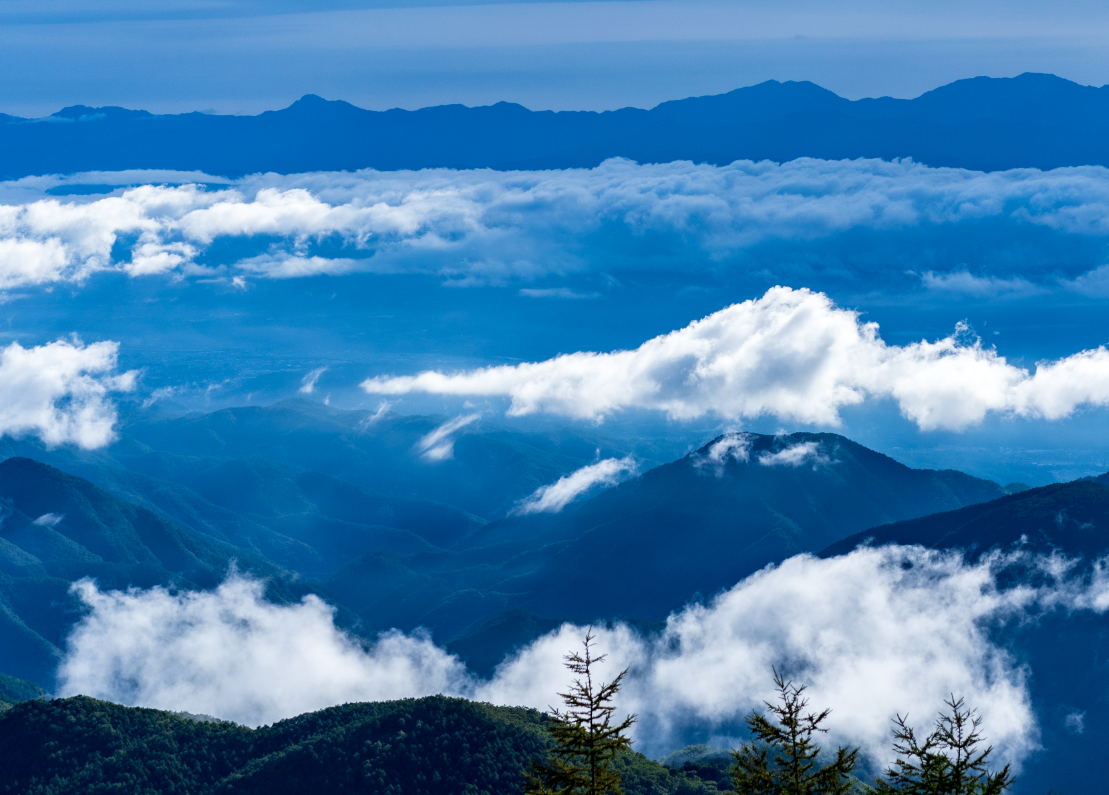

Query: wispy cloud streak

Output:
[511, 456, 638, 515]
[415, 413, 480, 461]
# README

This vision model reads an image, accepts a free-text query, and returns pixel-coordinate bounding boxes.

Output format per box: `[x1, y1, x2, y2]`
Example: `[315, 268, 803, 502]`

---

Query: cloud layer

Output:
[58, 545, 1109, 768]
[362, 286, 1109, 431]
[6, 158, 1109, 289]
[0, 337, 135, 448]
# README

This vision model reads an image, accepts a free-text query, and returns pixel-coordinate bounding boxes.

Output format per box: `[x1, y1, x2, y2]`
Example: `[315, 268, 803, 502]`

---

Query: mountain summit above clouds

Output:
[3, 73, 1109, 178]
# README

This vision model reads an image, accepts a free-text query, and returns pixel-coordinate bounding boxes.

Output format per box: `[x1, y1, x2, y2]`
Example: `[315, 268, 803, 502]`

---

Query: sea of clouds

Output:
[3, 158, 1109, 291]
[58, 545, 1109, 769]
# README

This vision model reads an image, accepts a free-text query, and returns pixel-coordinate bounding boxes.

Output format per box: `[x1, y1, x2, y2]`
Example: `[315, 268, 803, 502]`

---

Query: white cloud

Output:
[298, 367, 327, 395]
[5, 158, 1109, 289]
[58, 576, 469, 728]
[511, 456, 638, 515]
[1061, 263, 1109, 297]
[61, 546, 1109, 769]
[519, 287, 601, 299]
[921, 270, 1044, 298]
[414, 413, 480, 461]
[693, 432, 751, 476]
[235, 254, 365, 279]
[32, 512, 64, 527]
[0, 237, 69, 289]
[0, 337, 136, 448]
[1065, 711, 1085, 734]
[356, 400, 392, 431]
[362, 286, 1109, 431]
[757, 440, 831, 468]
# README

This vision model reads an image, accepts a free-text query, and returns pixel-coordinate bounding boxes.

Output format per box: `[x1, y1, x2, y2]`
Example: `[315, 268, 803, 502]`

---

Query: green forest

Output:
[0, 635, 1019, 795]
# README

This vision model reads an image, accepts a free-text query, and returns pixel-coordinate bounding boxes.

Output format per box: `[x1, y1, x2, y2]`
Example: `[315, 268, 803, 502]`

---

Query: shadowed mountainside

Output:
[325, 432, 1010, 661]
[2, 73, 1109, 177]
[821, 477, 1109, 560]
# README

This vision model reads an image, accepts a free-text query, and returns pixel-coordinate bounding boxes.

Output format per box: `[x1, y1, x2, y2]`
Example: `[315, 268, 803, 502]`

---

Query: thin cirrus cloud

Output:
[414, 413, 481, 461]
[59, 545, 1108, 767]
[6, 158, 1109, 290]
[298, 367, 327, 394]
[510, 455, 638, 515]
[0, 337, 136, 449]
[362, 286, 1109, 431]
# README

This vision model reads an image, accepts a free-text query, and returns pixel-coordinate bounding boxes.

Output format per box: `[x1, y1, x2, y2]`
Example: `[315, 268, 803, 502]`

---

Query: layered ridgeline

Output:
[350, 432, 1009, 666]
[823, 474, 1109, 559]
[1, 399, 1013, 686]
[2, 73, 1109, 177]
[0, 695, 722, 795]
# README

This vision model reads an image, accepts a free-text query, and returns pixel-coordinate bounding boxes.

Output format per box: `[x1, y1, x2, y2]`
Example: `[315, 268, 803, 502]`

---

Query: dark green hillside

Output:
[821, 478, 1109, 559]
[323, 432, 1008, 662]
[0, 695, 711, 795]
[0, 672, 46, 711]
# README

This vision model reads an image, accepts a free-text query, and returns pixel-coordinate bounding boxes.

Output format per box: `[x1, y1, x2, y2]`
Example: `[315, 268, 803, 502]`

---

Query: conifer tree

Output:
[729, 668, 859, 795]
[868, 696, 1013, 795]
[525, 630, 637, 795]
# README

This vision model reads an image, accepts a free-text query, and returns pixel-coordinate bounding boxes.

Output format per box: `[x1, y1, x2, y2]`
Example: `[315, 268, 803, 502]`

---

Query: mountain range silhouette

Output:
[3, 73, 1109, 178]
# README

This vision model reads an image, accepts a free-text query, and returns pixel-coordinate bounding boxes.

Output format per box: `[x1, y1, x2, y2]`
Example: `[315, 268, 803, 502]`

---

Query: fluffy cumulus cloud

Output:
[362, 286, 1109, 431]
[7, 159, 1109, 289]
[0, 337, 136, 448]
[59, 577, 468, 727]
[59, 546, 1109, 768]
[511, 456, 638, 515]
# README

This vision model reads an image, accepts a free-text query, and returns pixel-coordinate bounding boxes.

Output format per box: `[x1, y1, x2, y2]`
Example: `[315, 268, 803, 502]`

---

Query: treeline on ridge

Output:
[0, 694, 725, 795]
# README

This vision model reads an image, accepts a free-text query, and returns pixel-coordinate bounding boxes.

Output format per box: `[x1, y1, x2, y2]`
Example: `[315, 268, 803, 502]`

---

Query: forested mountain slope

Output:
[0, 696, 716, 795]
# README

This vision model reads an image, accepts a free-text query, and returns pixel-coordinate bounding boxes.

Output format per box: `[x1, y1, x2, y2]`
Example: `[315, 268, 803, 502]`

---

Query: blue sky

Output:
[2, 0, 1109, 115]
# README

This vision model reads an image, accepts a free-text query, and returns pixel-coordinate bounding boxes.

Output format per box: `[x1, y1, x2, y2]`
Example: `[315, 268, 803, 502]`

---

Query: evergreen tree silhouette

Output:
[525, 630, 636, 795]
[730, 668, 858, 795]
[869, 696, 1013, 795]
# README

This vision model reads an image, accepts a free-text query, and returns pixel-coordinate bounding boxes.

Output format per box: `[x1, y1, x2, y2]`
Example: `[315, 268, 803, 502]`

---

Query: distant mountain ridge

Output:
[3, 73, 1109, 177]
